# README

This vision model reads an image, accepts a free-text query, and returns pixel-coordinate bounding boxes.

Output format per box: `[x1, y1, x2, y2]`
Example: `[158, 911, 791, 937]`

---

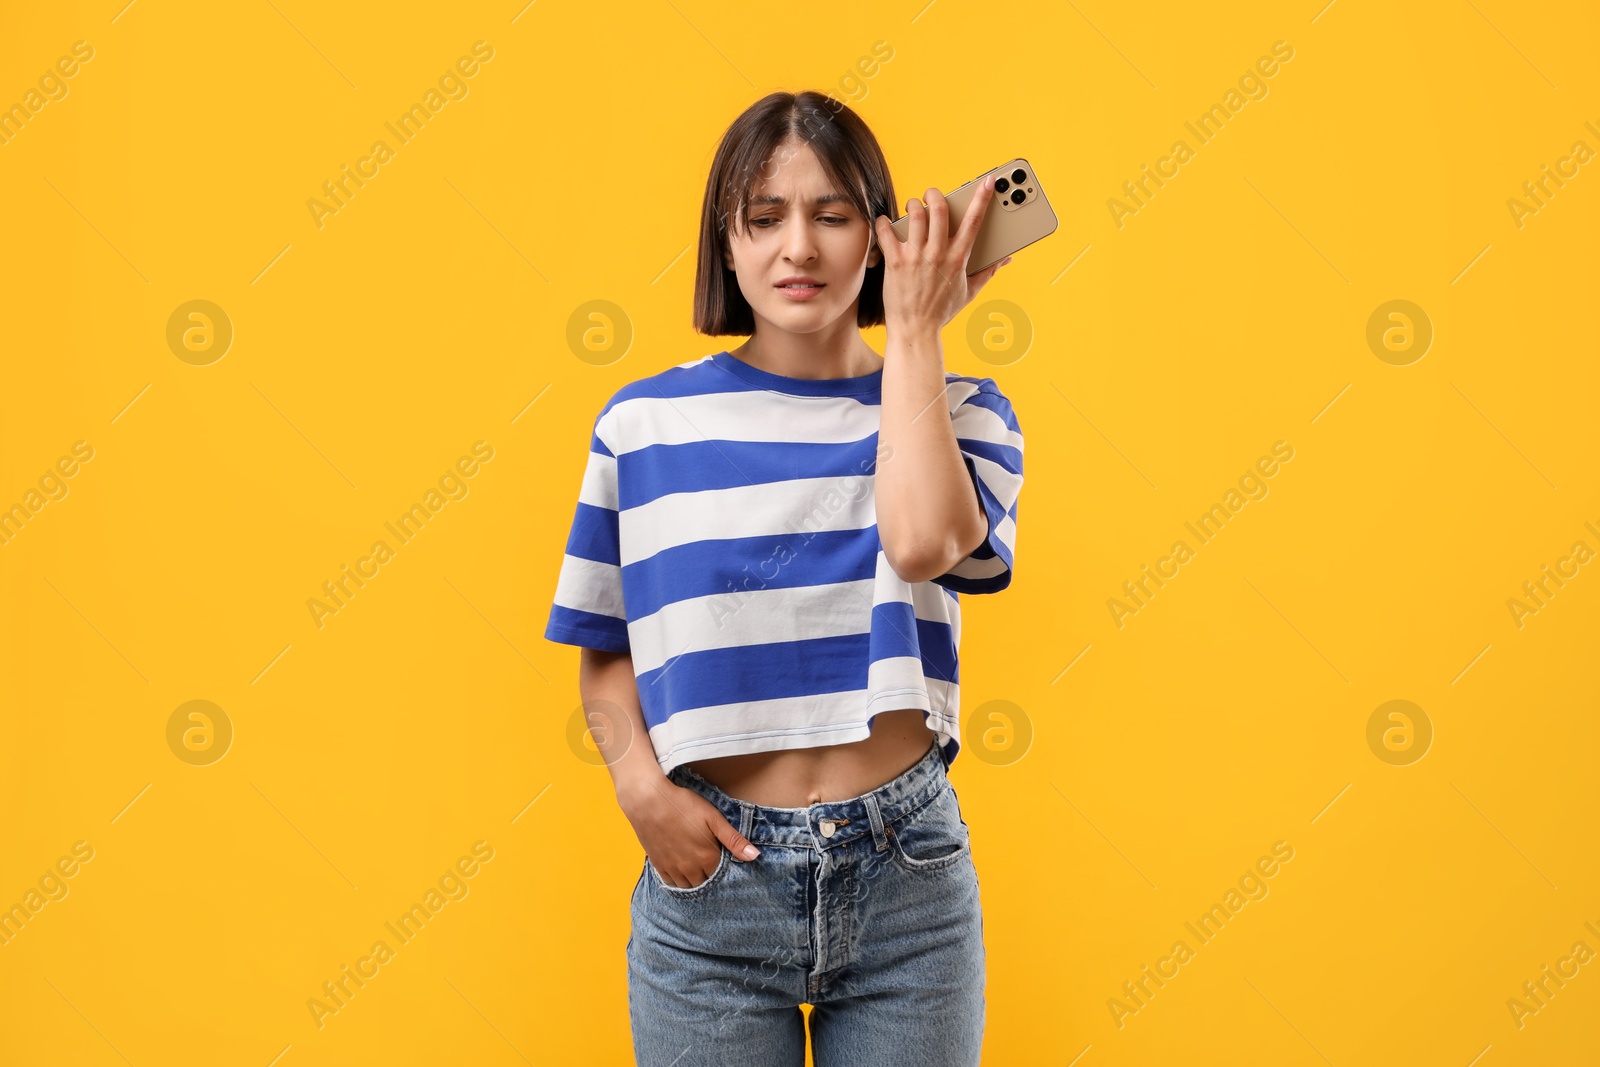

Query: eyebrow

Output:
[747, 192, 854, 208]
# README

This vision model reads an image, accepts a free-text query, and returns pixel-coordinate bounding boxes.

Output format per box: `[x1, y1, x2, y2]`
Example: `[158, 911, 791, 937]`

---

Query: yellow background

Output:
[2, 0, 1597, 1064]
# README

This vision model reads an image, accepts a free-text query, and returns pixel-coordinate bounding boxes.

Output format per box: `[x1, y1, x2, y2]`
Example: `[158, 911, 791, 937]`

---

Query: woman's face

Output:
[722, 138, 881, 337]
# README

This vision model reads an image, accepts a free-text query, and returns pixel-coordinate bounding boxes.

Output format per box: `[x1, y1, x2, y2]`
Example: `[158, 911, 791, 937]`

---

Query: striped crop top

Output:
[543, 349, 1024, 776]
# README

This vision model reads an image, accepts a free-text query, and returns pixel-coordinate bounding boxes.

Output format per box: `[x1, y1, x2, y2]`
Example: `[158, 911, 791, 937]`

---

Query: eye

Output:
[751, 217, 778, 228]
[820, 216, 849, 225]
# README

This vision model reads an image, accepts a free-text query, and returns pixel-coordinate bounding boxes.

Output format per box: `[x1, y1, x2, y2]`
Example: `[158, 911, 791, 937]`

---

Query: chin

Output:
[776, 305, 842, 327]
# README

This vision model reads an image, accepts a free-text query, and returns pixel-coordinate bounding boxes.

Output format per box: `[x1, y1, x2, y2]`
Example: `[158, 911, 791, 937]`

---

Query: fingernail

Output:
[742, 845, 760, 859]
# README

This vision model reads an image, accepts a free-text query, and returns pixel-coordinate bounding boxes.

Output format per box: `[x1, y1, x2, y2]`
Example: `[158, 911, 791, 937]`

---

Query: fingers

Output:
[872, 215, 895, 259]
[924, 187, 949, 257]
[967, 254, 1013, 280]
[651, 776, 715, 840]
[954, 174, 994, 259]
[906, 195, 926, 249]
[649, 797, 763, 888]
[649, 853, 717, 890]
[963, 254, 1013, 307]
[717, 818, 762, 862]
[966, 262, 999, 300]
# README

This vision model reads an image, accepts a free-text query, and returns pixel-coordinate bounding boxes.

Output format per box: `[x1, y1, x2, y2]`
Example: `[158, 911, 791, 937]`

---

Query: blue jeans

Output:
[627, 738, 986, 1066]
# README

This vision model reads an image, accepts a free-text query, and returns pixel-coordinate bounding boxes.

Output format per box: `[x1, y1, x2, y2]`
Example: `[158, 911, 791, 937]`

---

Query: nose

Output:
[783, 215, 818, 265]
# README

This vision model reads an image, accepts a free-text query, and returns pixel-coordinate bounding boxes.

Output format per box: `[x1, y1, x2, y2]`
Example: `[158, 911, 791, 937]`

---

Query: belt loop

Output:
[738, 801, 754, 841]
[863, 790, 888, 852]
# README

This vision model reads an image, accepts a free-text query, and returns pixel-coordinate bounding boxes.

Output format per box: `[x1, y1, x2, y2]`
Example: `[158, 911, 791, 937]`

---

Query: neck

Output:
[731, 321, 882, 380]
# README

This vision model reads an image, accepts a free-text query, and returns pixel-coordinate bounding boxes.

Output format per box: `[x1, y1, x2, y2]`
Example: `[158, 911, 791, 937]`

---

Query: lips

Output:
[775, 276, 824, 289]
[775, 281, 825, 301]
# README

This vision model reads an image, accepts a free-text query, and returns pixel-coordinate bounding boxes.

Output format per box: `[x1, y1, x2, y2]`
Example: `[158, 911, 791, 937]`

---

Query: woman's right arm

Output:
[578, 646, 666, 802]
[579, 648, 761, 886]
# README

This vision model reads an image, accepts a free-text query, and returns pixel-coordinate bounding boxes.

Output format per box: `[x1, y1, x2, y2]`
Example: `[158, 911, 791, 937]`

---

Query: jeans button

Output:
[819, 819, 836, 838]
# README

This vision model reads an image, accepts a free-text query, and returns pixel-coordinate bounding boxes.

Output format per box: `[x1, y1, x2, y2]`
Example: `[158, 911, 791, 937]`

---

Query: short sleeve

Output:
[930, 379, 1023, 595]
[544, 412, 630, 653]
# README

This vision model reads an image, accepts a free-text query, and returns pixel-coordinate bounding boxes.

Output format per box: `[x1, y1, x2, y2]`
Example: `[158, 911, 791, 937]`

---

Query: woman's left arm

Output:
[873, 175, 1011, 583]
[875, 326, 988, 583]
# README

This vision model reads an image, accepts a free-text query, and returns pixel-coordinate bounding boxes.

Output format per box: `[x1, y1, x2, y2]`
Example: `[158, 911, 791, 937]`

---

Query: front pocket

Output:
[886, 786, 970, 873]
[647, 846, 731, 896]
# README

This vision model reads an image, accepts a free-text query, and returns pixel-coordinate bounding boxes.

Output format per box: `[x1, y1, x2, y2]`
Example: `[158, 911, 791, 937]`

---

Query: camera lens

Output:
[1010, 189, 1026, 205]
[994, 177, 1010, 193]
[1011, 168, 1027, 184]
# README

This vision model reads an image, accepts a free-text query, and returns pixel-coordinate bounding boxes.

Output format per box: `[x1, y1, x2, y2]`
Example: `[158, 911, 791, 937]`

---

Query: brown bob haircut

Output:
[693, 91, 897, 336]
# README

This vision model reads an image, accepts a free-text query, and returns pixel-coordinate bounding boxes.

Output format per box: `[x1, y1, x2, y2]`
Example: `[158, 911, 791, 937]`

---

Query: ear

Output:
[865, 218, 883, 268]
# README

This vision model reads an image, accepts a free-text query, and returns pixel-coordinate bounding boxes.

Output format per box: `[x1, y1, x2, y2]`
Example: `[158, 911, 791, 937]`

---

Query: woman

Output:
[545, 90, 1024, 1065]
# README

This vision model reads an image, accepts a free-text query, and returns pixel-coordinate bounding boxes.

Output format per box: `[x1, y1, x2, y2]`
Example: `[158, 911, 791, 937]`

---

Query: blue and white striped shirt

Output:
[544, 349, 1023, 775]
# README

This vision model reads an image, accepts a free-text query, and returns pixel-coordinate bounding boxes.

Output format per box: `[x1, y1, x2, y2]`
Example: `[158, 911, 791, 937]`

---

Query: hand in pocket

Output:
[624, 779, 761, 890]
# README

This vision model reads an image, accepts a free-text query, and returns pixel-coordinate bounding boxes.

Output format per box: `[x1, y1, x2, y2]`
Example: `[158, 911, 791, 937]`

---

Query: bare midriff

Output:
[683, 708, 938, 807]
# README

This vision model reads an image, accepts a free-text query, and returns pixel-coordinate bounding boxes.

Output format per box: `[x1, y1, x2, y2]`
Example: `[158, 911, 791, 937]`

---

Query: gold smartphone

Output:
[888, 158, 1058, 273]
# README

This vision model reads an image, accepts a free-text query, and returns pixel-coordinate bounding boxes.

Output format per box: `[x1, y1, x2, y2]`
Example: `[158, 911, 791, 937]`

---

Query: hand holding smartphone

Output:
[888, 158, 1058, 274]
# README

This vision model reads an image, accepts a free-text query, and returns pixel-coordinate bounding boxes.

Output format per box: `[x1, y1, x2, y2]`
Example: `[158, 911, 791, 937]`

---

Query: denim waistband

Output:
[667, 738, 951, 852]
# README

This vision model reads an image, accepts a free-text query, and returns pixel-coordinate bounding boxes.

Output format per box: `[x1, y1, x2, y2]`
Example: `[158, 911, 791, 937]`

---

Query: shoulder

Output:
[593, 352, 726, 444]
[942, 371, 1019, 426]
